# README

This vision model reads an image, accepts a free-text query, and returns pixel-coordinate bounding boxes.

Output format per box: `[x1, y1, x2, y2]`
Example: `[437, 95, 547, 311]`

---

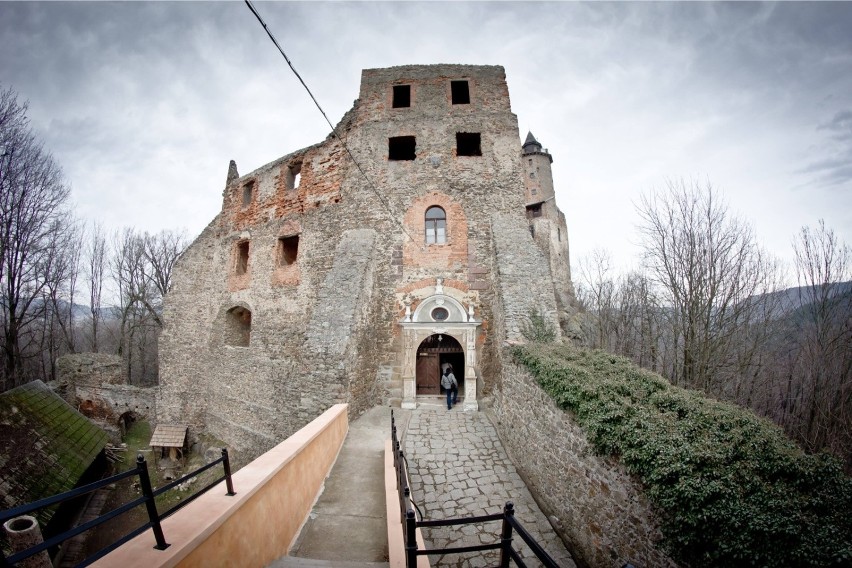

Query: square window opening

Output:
[392, 85, 411, 108]
[389, 136, 416, 161]
[527, 204, 542, 219]
[236, 241, 250, 274]
[277, 235, 299, 266]
[451, 80, 470, 104]
[456, 132, 482, 156]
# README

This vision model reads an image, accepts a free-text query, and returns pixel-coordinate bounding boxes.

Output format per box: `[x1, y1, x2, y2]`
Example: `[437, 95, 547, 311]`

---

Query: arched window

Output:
[224, 306, 251, 347]
[425, 206, 446, 244]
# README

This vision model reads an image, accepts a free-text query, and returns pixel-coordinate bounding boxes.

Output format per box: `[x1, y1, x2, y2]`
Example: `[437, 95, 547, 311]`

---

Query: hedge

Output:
[511, 344, 852, 567]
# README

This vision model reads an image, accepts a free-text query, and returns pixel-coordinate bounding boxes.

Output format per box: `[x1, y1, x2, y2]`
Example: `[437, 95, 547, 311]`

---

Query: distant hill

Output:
[20, 298, 120, 323]
[749, 280, 852, 320]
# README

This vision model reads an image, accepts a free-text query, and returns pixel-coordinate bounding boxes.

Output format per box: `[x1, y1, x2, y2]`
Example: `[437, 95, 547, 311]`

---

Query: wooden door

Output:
[416, 354, 440, 394]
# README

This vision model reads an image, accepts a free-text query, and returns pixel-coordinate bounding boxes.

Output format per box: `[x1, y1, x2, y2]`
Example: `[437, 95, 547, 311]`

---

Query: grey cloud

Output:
[799, 109, 852, 187]
[818, 110, 852, 141]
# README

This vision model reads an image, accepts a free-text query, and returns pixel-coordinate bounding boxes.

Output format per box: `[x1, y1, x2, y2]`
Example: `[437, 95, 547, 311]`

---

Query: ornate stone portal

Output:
[400, 280, 480, 410]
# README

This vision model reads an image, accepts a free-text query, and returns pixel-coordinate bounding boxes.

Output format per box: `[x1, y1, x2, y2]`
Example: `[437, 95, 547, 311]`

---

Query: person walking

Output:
[441, 366, 458, 410]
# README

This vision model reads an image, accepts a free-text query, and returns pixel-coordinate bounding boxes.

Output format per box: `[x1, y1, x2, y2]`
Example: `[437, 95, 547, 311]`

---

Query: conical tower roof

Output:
[522, 131, 543, 153]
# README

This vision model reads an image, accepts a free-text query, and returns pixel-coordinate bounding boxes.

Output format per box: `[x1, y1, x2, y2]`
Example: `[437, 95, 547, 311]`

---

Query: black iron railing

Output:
[1, 449, 236, 568]
[391, 410, 561, 568]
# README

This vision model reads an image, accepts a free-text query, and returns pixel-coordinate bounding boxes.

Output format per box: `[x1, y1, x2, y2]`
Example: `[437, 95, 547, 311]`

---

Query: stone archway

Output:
[415, 333, 465, 396]
[399, 279, 480, 410]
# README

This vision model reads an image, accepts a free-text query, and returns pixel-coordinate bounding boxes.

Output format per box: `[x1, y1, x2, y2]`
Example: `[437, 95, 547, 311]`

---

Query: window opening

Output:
[225, 306, 251, 347]
[392, 85, 411, 108]
[425, 206, 447, 244]
[277, 235, 299, 266]
[526, 204, 542, 219]
[242, 181, 254, 207]
[456, 132, 482, 156]
[431, 307, 449, 321]
[286, 162, 302, 191]
[529, 225, 535, 238]
[389, 136, 416, 161]
[451, 80, 470, 104]
[236, 241, 249, 274]
[558, 228, 561, 241]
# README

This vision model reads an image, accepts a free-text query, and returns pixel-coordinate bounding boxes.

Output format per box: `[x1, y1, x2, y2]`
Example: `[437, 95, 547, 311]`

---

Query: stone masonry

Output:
[158, 64, 574, 463]
[404, 405, 575, 567]
[492, 359, 679, 568]
[56, 353, 157, 440]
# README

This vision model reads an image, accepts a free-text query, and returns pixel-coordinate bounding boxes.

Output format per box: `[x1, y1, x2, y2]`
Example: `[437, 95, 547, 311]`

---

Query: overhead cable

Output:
[243, 0, 417, 243]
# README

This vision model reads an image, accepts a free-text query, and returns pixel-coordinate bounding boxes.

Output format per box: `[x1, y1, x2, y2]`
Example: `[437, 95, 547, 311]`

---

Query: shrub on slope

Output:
[512, 344, 852, 567]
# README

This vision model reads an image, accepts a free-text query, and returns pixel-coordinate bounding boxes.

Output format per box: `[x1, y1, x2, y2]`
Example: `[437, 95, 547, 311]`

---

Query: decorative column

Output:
[464, 328, 479, 411]
[401, 329, 417, 409]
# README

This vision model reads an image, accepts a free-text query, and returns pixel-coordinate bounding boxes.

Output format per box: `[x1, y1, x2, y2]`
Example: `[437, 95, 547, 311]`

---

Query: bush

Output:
[512, 344, 852, 567]
[520, 308, 556, 343]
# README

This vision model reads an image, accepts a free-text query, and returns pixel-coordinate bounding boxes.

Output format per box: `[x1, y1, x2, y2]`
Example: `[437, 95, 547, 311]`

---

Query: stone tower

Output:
[157, 65, 575, 461]
[522, 132, 555, 204]
[522, 132, 574, 329]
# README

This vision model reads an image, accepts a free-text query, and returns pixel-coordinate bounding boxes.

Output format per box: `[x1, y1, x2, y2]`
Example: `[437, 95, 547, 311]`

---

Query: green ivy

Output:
[520, 308, 556, 343]
[511, 344, 852, 567]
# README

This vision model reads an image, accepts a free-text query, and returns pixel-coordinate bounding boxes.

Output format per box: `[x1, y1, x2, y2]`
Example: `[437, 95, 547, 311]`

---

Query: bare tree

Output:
[144, 229, 187, 300]
[0, 85, 74, 391]
[110, 228, 187, 385]
[85, 221, 108, 352]
[785, 221, 852, 461]
[35, 218, 83, 381]
[577, 249, 617, 350]
[636, 179, 780, 393]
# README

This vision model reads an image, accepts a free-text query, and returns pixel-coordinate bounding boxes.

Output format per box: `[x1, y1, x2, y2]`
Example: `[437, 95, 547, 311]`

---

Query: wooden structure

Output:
[149, 424, 188, 467]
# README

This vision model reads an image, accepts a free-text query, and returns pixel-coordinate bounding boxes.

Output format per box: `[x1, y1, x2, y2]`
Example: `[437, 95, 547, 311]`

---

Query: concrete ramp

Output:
[271, 559, 387, 568]
[276, 407, 400, 565]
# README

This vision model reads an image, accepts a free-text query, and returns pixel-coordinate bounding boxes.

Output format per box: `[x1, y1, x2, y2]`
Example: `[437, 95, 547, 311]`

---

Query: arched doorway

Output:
[416, 333, 465, 397]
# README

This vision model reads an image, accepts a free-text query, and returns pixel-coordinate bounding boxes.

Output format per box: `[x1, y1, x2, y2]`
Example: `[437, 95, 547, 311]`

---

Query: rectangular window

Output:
[389, 136, 416, 161]
[392, 85, 411, 108]
[456, 132, 482, 156]
[425, 219, 446, 244]
[241, 182, 254, 207]
[277, 235, 299, 266]
[286, 162, 302, 191]
[526, 204, 542, 219]
[451, 80, 470, 104]
[236, 241, 250, 274]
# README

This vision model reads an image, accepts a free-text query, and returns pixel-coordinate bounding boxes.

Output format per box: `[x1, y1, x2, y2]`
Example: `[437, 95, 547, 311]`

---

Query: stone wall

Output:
[56, 353, 157, 438]
[158, 64, 575, 461]
[492, 358, 679, 568]
[492, 212, 562, 342]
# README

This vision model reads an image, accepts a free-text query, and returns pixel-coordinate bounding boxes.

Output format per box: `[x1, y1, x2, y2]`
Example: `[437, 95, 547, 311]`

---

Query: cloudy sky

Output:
[2, 1, 851, 280]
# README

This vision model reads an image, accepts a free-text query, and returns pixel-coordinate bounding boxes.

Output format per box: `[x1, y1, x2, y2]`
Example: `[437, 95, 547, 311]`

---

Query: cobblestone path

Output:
[403, 404, 575, 568]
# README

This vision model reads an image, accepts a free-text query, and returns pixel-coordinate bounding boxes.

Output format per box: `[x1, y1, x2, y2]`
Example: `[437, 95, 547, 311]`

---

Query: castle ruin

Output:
[157, 64, 574, 459]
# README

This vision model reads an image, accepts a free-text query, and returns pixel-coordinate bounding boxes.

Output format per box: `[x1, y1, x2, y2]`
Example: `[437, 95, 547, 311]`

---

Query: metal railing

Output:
[1, 449, 236, 568]
[391, 410, 561, 568]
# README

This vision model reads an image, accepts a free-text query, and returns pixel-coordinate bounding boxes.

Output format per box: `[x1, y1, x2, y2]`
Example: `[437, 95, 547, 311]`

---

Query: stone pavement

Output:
[403, 400, 576, 568]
